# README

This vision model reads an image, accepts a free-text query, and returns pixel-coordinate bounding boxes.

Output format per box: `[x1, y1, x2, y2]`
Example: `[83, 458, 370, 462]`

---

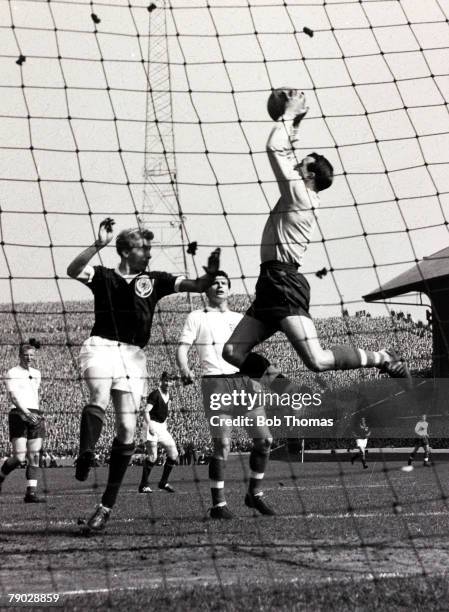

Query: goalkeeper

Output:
[223, 89, 410, 392]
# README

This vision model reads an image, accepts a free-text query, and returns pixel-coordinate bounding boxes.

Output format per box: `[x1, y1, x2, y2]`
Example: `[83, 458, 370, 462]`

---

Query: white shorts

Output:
[79, 336, 147, 399]
[146, 420, 176, 447]
[356, 438, 368, 451]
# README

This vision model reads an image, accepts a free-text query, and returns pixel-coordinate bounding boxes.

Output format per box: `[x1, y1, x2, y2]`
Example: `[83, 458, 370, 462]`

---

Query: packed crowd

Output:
[0, 298, 433, 456]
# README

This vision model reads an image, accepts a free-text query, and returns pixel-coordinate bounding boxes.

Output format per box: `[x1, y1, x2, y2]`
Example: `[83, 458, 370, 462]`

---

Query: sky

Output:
[1, 0, 449, 320]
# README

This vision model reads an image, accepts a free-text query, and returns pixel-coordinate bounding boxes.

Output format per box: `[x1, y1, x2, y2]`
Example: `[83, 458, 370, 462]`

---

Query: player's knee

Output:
[303, 353, 328, 373]
[214, 439, 230, 459]
[14, 452, 26, 463]
[222, 343, 243, 367]
[87, 386, 110, 410]
[253, 437, 272, 454]
[26, 451, 40, 465]
[167, 448, 178, 462]
[116, 423, 135, 445]
[89, 394, 109, 410]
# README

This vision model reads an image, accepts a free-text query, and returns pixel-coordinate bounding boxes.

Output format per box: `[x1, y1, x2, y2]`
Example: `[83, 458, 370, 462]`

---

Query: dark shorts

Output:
[202, 373, 263, 418]
[414, 436, 429, 448]
[246, 261, 311, 329]
[9, 410, 45, 441]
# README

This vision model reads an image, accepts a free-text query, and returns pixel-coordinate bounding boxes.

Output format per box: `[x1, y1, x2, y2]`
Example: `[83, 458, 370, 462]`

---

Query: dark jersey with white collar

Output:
[87, 266, 182, 348]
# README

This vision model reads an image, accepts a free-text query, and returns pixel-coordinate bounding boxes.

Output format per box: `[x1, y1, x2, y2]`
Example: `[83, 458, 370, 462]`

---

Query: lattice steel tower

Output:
[140, 2, 188, 276]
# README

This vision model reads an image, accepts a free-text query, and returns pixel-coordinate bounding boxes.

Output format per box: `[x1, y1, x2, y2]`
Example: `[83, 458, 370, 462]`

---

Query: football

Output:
[267, 88, 289, 121]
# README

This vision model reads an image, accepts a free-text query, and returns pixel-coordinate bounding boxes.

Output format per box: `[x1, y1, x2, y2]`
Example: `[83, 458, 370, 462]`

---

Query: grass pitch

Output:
[1, 456, 449, 611]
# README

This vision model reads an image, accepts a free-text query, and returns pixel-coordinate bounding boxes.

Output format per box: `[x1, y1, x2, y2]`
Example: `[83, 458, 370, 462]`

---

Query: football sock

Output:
[139, 458, 155, 487]
[209, 457, 226, 506]
[79, 404, 105, 455]
[330, 346, 382, 370]
[0, 456, 21, 481]
[159, 457, 177, 486]
[102, 438, 135, 509]
[248, 444, 270, 496]
[25, 465, 40, 491]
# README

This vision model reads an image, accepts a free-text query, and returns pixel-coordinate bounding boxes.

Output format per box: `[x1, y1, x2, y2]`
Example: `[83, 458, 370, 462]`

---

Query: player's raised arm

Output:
[266, 90, 309, 197]
[177, 248, 221, 293]
[66, 217, 115, 282]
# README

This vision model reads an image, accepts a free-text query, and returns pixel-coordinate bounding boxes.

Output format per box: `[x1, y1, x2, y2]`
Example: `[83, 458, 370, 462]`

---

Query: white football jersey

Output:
[179, 309, 242, 376]
[5, 365, 41, 410]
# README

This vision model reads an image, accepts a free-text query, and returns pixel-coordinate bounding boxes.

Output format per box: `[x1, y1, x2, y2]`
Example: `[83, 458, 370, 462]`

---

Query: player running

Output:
[350, 417, 370, 469]
[67, 217, 220, 532]
[0, 339, 45, 503]
[138, 372, 178, 494]
[407, 414, 431, 467]
[176, 271, 275, 519]
[223, 89, 410, 392]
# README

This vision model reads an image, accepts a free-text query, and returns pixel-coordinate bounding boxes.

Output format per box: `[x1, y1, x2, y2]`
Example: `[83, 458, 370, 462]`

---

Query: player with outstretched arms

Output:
[67, 217, 220, 532]
[177, 271, 275, 518]
[0, 339, 45, 503]
[223, 89, 410, 394]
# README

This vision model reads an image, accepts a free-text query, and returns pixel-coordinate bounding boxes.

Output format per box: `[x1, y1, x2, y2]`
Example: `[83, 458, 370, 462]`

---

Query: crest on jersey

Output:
[135, 276, 153, 298]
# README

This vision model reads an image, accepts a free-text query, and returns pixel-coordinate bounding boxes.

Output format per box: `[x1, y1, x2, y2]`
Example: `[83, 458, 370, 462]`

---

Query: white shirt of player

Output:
[415, 420, 428, 437]
[179, 309, 242, 375]
[6, 365, 41, 410]
[261, 120, 320, 267]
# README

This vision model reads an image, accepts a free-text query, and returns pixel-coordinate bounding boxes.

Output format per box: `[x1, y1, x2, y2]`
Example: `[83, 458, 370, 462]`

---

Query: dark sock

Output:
[159, 458, 177, 486]
[248, 444, 270, 496]
[239, 352, 272, 378]
[25, 464, 40, 480]
[209, 456, 226, 506]
[101, 438, 135, 509]
[140, 458, 155, 487]
[79, 404, 105, 455]
[240, 352, 296, 393]
[0, 456, 21, 480]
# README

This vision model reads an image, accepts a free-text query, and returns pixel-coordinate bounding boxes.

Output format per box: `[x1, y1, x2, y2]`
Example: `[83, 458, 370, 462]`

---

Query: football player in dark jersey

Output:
[138, 371, 178, 493]
[67, 217, 220, 532]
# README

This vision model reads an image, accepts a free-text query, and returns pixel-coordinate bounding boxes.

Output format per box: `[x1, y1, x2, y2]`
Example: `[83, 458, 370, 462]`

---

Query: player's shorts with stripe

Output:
[246, 260, 311, 329]
[79, 335, 147, 398]
[146, 420, 176, 447]
[9, 409, 45, 441]
[355, 438, 368, 451]
[202, 373, 263, 418]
